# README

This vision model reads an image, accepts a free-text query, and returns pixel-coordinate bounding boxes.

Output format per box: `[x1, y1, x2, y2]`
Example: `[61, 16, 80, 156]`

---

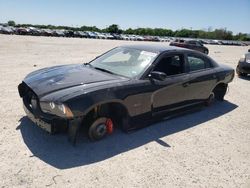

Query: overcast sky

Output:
[0, 0, 249, 33]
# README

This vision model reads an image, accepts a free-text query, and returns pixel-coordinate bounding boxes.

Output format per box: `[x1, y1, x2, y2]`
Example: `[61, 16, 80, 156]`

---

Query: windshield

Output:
[89, 47, 158, 78]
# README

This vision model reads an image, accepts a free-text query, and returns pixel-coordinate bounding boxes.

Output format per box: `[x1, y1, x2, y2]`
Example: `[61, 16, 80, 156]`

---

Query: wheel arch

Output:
[211, 82, 228, 100]
[82, 100, 131, 131]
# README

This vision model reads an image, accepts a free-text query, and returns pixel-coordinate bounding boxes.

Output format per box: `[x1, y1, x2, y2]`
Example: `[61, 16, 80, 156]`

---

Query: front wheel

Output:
[88, 117, 114, 141]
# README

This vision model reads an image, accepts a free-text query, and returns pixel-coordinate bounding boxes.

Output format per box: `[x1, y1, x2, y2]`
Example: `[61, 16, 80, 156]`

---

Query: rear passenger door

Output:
[185, 53, 217, 101]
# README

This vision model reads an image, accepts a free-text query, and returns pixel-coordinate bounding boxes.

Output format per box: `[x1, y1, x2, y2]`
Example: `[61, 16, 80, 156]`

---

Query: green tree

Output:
[234, 33, 250, 41]
[106, 24, 122, 34]
[7, 20, 16, 26]
[175, 29, 192, 37]
[164, 29, 174, 37]
[124, 28, 134, 34]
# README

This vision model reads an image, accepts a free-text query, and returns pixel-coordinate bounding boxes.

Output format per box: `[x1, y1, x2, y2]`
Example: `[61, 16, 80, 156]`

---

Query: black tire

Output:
[205, 92, 215, 106]
[213, 84, 227, 101]
[121, 116, 131, 132]
[88, 117, 113, 141]
[204, 50, 209, 55]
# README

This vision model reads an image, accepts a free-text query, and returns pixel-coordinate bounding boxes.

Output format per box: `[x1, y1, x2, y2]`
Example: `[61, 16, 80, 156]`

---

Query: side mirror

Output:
[149, 71, 167, 81]
[248, 49, 250, 52]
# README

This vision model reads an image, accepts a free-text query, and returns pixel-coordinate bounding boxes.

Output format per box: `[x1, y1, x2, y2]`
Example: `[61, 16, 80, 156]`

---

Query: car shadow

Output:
[17, 100, 238, 169]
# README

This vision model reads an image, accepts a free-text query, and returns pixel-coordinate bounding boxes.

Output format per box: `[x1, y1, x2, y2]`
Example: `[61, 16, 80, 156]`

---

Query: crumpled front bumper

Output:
[23, 103, 68, 134]
[23, 104, 54, 133]
[19, 82, 83, 144]
[23, 103, 83, 144]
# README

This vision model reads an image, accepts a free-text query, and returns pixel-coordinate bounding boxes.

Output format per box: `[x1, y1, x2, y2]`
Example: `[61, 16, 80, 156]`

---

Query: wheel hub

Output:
[96, 124, 107, 137]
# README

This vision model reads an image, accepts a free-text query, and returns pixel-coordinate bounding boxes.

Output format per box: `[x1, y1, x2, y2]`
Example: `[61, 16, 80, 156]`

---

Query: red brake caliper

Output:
[105, 118, 113, 134]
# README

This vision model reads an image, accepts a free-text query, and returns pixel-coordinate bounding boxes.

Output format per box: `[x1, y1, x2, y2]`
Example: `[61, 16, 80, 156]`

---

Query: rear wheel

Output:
[88, 117, 114, 141]
[204, 50, 209, 54]
[205, 92, 215, 106]
[213, 84, 228, 101]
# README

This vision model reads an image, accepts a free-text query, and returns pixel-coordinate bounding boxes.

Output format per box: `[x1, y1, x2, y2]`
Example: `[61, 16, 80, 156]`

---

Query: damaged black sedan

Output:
[18, 45, 234, 144]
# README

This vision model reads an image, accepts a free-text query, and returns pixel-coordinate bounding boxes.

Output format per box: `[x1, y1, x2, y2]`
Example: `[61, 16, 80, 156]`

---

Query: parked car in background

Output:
[160, 37, 170, 42]
[0, 26, 14, 34]
[144, 35, 154, 41]
[73, 31, 88, 38]
[135, 35, 145, 41]
[199, 39, 208, 44]
[85, 31, 97, 39]
[129, 35, 137, 41]
[170, 39, 209, 54]
[241, 42, 249, 46]
[94, 32, 107, 39]
[1, 25, 248, 46]
[18, 45, 234, 144]
[236, 49, 250, 77]
[63, 30, 74, 37]
[40, 29, 53, 36]
[16, 27, 30, 35]
[112, 33, 122, 40]
[152, 36, 161, 42]
[120, 34, 130, 40]
[105, 33, 115, 40]
[28, 27, 41, 36]
[52, 30, 65, 37]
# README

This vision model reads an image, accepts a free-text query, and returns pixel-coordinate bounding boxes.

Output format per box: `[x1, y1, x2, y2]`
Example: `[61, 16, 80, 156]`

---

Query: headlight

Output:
[40, 102, 74, 118]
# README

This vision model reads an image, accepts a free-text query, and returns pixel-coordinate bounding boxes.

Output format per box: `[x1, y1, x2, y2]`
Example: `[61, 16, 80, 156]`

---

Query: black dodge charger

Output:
[18, 45, 234, 143]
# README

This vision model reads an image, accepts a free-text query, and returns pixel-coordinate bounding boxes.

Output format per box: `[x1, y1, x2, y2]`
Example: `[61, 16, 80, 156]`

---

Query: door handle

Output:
[182, 82, 189, 87]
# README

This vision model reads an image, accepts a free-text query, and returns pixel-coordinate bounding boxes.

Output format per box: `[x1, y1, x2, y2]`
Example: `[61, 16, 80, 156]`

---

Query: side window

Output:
[188, 41, 196, 45]
[153, 54, 184, 76]
[187, 55, 212, 72]
[196, 42, 202, 46]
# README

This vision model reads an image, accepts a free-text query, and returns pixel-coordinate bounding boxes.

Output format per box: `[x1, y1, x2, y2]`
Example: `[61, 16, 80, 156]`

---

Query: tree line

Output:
[7, 20, 250, 41]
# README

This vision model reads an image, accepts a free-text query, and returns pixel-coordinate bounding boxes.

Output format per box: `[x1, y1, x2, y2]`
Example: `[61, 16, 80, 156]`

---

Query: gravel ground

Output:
[0, 34, 249, 188]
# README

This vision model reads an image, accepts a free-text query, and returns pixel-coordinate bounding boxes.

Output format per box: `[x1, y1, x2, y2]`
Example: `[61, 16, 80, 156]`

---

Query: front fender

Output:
[65, 91, 127, 117]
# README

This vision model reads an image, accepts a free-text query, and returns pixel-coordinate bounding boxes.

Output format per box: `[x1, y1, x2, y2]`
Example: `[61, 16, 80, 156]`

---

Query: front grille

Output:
[19, 82, 40, 114]
[242, 67, 250, 71]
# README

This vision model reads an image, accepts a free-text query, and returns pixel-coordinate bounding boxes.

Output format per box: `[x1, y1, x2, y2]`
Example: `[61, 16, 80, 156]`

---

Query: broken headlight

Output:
[40, 102, 74, 118]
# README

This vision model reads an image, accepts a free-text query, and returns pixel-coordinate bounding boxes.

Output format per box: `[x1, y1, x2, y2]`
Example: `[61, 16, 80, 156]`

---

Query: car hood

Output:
[24, 64, 125, 97]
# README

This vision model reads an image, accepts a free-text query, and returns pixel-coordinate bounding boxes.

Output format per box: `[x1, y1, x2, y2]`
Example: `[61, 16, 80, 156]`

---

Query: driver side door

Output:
[149, 53, 190, 116]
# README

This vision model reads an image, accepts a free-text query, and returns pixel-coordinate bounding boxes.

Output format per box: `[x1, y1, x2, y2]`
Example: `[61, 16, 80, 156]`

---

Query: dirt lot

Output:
[0, 34, 249, 188]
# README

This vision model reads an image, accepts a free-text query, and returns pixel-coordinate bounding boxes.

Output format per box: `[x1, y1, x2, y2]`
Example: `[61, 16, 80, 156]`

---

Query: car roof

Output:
[121, 44, 191, 54]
